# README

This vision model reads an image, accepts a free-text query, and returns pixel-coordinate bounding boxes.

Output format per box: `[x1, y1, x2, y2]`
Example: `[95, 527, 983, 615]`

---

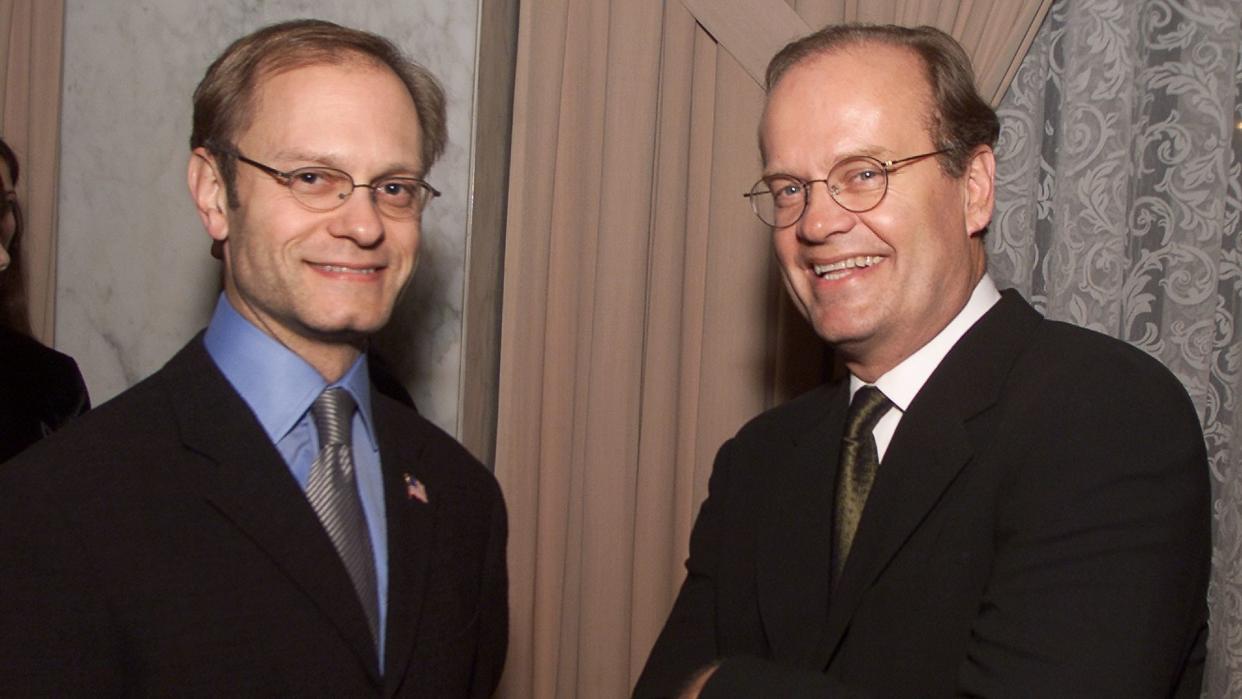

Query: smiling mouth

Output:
[313, 263, 380, 275]
[813, 255, 883, 279]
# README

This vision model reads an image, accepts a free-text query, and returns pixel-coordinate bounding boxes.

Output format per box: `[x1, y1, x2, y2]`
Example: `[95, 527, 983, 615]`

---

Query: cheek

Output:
[855, 205, 903, 248]
[772, 230, 798, 265]
[395, 227, 422, 266]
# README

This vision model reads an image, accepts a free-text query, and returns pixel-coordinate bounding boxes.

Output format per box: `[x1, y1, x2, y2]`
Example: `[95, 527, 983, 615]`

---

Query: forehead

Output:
[240, 60, 423, 163]
[760, 43, 934, 164]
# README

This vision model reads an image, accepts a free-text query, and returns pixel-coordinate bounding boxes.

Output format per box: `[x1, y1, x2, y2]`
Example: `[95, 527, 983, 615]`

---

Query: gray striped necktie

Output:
[308, 387, 380, 648]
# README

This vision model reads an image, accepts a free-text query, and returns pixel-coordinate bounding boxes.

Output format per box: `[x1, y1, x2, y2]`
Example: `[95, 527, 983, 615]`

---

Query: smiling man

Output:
[0, 20, 506, 697]
[635, 24, 1209, 698]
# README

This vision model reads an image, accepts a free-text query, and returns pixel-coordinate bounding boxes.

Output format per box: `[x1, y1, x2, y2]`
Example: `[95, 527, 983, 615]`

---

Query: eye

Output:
[374, 178, 420, 206]
[833, 159, 886, 190]
[768, 179, 805, 206]
[375, 178, 414, 198]
[288, 167, 347, 195]
[843, 167, 881, 184]
[380, 182, 412, 196]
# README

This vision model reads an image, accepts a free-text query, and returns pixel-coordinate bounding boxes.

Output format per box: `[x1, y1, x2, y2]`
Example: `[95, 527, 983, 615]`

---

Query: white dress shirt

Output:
[849, 275, 1002, 461]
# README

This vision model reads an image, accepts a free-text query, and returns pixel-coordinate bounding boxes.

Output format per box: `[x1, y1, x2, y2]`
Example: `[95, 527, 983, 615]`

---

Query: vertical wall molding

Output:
[459, 0, 519, 465]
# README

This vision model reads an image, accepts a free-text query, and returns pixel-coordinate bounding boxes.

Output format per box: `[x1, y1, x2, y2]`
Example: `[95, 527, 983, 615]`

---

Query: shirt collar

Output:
[203, 294, 377, 449]
[851, 274, 1001, 409]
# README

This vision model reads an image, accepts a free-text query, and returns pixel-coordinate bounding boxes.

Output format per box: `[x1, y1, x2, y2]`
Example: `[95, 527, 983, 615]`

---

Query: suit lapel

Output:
[816, 395, 975, 663]
[815, 291, 1043, 666]
[373, 392, 437, 693]
[165, 337, 381, 680]
[755, 383, 849, 666]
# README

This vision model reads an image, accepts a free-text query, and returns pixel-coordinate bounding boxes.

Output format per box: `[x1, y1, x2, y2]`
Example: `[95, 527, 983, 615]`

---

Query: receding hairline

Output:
[759, 41, 939, 165]
[231, 51, 424, 152]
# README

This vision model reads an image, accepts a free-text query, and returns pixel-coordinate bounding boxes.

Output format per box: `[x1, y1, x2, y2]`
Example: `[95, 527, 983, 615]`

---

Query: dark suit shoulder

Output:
[1014, 314, 1200, 421]
[0, 335, 221, 498]
[730, 381, 843, 447]
[371, 390, 501, 499]
[934, 292, 1201, 432]
[1035, 315, 1186, 375]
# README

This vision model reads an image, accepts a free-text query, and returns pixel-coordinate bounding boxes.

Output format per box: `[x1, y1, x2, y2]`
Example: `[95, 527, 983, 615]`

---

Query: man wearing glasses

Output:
[0, 20, 506, 696]
[636, 24, 1209, 698]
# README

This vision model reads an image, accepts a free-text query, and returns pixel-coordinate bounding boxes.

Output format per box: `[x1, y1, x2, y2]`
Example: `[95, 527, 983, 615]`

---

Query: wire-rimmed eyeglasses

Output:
[220, 150, 440, 220]
[744, 149, 950, 228]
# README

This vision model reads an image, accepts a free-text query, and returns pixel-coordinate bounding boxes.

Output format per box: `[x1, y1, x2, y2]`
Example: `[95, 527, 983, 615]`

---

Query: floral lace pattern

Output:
[990, 1, 1241, 693]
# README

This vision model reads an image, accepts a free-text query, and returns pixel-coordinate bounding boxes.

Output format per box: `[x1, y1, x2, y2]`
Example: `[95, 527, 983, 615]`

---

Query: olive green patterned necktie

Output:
[833, 386, 893, 582]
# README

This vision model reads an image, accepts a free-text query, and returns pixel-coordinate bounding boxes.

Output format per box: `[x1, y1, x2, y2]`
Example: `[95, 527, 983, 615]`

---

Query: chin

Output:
[810, 319, 877, 352]
[304, 313, 388, 342]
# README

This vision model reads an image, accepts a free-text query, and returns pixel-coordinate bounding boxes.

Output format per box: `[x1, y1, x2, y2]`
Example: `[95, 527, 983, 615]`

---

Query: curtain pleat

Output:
[690, 0, 1050, 105]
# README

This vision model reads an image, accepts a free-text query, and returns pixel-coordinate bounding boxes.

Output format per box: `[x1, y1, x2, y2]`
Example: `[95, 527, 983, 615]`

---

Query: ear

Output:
[187, 147, 230, 246]
[962, 145, 996, 238]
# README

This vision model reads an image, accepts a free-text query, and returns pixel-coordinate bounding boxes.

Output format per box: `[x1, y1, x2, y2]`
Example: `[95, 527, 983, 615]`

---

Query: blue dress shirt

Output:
[203, 295, 389, 662]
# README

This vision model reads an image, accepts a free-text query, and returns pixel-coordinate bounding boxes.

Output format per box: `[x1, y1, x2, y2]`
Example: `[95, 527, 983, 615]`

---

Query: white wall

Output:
[56, 0, 480, 434]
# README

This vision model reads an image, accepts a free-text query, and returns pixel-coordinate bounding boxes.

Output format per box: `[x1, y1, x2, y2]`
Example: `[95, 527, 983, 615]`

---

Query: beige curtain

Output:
[493, 1, 1050, 696]
[0, 0, 64, 344]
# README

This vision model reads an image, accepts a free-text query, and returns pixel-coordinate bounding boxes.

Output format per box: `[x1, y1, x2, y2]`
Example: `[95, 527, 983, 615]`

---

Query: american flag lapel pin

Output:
[403, 473, 429, 504]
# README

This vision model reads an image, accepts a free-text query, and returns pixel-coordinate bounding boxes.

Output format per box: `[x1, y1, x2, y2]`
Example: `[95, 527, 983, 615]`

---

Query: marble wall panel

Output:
[57, 0, 479, 435]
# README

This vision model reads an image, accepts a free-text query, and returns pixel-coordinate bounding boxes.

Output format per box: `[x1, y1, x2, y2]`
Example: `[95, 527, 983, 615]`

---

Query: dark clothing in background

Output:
[0, 325, 89, 462]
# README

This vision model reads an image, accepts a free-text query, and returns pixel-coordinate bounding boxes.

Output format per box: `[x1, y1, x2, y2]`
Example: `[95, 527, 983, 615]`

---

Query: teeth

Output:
[813, 256, 881, 278]
[318, 264, 376, 274]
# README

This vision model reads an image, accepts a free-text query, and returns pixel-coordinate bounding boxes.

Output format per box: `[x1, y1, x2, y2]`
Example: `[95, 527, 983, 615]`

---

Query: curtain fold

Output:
[0, 0, 64, 344]
[687, 0, 1050, 104]
[495, 1, 1055, 696]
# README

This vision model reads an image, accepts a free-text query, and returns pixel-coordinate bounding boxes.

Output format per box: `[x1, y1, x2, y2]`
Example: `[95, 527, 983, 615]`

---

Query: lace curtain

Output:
[989, 1, 1242, 694]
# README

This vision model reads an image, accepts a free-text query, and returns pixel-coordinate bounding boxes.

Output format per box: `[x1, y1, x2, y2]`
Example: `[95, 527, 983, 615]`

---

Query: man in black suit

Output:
[634, 24, 1209, 698]
[0, 20, 506, 696]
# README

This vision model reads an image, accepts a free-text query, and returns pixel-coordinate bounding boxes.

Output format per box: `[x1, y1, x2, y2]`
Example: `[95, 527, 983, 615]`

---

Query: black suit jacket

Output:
[0, 336, 507, 697]
[635, 291, 1210, 698]
[0, 325, 90, 463]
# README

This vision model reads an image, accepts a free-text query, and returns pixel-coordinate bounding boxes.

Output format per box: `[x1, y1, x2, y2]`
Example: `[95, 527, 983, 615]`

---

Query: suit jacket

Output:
[0, 335, 507, 697]
[634, 291, 1210, 698]
[0, 325, 90, 463]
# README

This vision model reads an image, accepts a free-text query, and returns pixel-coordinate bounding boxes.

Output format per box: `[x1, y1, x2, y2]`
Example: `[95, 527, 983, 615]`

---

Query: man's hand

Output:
[677, 663, 719, 699]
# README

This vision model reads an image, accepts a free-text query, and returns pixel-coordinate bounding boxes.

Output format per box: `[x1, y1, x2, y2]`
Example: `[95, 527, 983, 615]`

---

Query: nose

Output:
[329, 185, 386, 247]
[797, 180, 855, 244]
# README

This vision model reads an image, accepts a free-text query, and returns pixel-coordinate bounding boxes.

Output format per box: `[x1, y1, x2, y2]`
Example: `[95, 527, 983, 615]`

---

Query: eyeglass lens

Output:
[283, 167, 433, 219]
[748, 156, 890, 227]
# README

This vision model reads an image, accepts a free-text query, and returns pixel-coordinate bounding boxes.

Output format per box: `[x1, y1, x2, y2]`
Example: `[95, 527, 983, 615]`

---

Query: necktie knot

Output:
[312, 387, 356, 447]
[844, 386, 892, 441]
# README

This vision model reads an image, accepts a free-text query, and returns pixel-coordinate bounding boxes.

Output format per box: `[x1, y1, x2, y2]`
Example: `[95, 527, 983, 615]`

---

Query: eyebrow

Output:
[268, 149, 425, 178]
[848, 145, 888, 160]
[763, 144, 897, 178]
